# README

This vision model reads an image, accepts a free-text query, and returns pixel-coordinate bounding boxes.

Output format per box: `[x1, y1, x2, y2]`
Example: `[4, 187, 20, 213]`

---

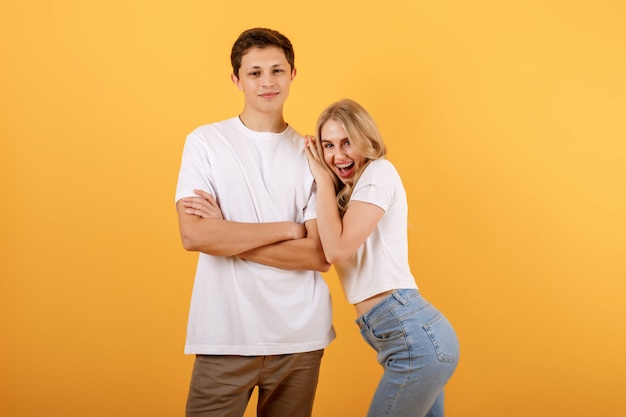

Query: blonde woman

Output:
[304, 99, 459, 417]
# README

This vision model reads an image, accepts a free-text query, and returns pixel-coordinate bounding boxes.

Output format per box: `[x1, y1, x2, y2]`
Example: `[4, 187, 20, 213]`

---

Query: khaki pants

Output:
[186, 350, 324, 417]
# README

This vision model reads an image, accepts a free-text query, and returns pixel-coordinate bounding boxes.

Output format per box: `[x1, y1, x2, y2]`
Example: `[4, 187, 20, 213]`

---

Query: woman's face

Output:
[320, 119, 367, 184]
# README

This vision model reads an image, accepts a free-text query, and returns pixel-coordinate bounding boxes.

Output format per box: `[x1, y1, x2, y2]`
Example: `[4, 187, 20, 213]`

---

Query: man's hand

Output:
[180, 189, 224, 219]
[181, 189, 306, 241]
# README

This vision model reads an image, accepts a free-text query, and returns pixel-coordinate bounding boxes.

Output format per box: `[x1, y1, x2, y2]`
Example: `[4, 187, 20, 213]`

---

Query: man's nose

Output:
[261, 73, 274, 86]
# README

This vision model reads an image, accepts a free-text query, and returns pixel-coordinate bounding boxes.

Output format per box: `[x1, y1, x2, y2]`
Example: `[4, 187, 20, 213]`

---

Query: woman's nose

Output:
[335, 148, 347, 158]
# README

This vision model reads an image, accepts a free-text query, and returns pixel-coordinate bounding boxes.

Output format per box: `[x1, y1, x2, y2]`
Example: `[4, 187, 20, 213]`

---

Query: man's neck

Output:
[238, 110, 288, 133]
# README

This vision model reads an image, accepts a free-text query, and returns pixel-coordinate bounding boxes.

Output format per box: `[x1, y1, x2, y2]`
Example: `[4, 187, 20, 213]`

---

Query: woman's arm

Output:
[314, 175, 384, 264]
[304, 136, 385, 264]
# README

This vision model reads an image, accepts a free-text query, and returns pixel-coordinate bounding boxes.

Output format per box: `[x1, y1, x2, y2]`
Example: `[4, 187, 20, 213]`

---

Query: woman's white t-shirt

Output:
[334, 158, 418, 304]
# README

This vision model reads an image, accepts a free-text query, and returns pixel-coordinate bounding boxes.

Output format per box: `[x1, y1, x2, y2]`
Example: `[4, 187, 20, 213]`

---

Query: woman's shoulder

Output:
[364, 158, 400, 178]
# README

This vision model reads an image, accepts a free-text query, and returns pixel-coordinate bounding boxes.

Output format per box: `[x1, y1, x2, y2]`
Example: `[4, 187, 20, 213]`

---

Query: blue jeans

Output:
[356, 289, 459, 417]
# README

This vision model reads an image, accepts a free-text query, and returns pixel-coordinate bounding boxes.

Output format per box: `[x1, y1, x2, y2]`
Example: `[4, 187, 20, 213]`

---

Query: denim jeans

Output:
[356, 289, 459, 417]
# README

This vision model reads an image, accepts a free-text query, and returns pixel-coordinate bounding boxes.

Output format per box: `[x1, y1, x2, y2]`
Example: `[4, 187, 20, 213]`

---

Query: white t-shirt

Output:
[175, 117, 335, 355]
[334, 158, 418, 304]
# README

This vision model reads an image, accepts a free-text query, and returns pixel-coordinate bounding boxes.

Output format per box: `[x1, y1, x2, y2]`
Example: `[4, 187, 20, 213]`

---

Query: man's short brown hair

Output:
[230, 28, 295, 78]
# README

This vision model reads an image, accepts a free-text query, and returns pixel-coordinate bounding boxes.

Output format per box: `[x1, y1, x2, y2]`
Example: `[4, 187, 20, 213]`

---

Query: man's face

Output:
[232, 46, 295, 114]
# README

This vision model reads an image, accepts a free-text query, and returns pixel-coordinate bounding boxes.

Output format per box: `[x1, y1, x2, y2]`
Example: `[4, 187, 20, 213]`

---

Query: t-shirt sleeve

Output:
[302, 180, 318, 222]
[350, 159, 398, 211]
[174, 133, 216, 204]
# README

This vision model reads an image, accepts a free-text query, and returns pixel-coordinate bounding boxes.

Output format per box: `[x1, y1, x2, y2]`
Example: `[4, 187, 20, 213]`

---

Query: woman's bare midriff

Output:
[354, 290, 395, 317]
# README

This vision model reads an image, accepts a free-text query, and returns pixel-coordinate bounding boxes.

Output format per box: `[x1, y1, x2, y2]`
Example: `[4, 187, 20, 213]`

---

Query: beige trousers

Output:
[186, 350, 324, 417]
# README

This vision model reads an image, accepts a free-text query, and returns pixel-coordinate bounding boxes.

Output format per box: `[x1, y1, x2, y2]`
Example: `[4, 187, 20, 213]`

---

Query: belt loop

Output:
[392, 289, 408, 306]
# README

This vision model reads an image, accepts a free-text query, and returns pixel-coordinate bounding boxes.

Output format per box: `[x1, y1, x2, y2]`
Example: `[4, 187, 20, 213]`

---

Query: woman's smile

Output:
[321, 119, 366, 184]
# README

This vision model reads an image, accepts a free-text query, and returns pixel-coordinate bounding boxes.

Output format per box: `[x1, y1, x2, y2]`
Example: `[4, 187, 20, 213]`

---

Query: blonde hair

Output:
[314, 99, 387, 216]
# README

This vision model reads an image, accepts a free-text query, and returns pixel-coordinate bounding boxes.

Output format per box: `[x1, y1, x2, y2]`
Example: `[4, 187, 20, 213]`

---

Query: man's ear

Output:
[291, 67, 297, 80]
[231, 73, 243, 90]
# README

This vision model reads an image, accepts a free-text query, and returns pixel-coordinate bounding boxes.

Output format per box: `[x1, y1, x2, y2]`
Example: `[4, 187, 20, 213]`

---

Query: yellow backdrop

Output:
[2, 1, 625, 416]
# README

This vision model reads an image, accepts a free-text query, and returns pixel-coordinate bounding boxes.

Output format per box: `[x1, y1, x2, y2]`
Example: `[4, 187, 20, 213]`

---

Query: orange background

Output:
[1, 1, 625, 416]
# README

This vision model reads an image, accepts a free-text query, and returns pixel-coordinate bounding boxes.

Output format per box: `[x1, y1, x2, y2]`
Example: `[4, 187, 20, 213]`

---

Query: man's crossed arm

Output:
[176, 190, 330, 272]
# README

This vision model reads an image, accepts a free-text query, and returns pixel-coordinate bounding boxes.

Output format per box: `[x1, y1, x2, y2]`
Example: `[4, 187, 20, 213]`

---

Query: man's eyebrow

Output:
[244, 62, 287, 69]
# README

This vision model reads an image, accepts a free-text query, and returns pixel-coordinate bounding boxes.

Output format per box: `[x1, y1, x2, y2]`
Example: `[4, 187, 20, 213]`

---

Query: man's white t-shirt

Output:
[175, 117, 335, 355]
[334, 158, 418, 305]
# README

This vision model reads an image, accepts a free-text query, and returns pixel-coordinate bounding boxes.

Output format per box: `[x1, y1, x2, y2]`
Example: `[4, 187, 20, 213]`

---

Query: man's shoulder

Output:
[189, 117, 238, 137]
[281, 125, 305, 145]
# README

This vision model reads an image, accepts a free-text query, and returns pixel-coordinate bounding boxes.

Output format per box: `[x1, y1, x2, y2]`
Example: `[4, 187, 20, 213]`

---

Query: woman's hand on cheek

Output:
[304, 135, 330, 180]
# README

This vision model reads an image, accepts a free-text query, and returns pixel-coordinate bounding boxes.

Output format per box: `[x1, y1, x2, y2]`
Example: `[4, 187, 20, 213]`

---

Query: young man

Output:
[175, 28, 336, 417]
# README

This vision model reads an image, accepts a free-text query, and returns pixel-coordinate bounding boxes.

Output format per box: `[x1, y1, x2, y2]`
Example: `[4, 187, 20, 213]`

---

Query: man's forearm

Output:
[238, 237, 331, 272]
[179, 217, 302, 256]
[177, 198, 306, 256]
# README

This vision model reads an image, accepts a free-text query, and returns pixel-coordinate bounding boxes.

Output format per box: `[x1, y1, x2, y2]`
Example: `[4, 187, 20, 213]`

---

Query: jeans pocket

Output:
[422, 312, 459, 364]
[367, 313, 405, 343]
